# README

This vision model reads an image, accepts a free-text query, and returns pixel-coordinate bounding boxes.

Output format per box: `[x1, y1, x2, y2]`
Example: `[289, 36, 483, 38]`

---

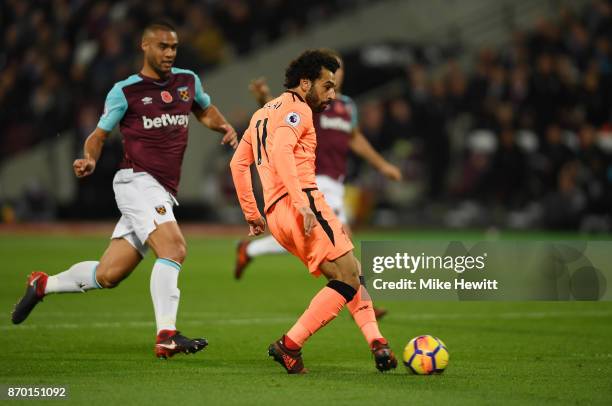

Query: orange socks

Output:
[284, 279, 384, 349]
[286, 280, 356, 348]
[347, 284, 384, 346]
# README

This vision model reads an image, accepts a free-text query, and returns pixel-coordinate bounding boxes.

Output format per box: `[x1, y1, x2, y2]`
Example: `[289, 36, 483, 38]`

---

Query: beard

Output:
[306, 88, 328, 113]
[148, 54, 171, 78]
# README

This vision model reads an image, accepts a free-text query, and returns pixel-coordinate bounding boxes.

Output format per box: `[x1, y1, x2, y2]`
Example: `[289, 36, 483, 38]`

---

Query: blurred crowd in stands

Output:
[353, 0, 612, 230]
[0, 0, 366, 160]
[1, 0, 611, 231]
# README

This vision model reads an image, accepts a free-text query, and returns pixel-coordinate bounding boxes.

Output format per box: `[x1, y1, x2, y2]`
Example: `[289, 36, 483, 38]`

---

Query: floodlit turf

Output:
[1, 231, 611, 405]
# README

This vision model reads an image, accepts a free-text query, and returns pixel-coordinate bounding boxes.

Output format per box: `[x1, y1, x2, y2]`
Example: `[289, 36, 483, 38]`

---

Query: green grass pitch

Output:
[1, 231, 611, 405]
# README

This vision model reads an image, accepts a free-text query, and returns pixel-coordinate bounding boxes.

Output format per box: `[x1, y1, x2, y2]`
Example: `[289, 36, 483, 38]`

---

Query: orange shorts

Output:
[266, 188, 354, 276]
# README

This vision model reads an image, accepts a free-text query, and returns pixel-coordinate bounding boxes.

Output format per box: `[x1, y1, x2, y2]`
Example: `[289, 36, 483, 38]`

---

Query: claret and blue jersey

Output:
[314, 94, 358, 182]
[97, 67, 211, 196]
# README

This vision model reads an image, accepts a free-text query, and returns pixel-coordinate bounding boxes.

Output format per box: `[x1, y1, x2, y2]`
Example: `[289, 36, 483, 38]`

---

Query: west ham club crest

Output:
[177, 86, 190, 102]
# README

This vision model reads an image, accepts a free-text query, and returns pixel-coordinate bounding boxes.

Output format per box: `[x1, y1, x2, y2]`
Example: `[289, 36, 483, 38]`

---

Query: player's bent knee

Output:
[159, 242, 187, 264]
[327, 279, 358, 302]
[95, 264, 134, 289]
[336, 258, 360, 290]
[321, 265, 359, 291]
[96, 273, 121, 289]
[337, 271, 360, 291]
[172, 243, 187, 264]
[319, 260, 341, 281]
[175, 242, 187, 263]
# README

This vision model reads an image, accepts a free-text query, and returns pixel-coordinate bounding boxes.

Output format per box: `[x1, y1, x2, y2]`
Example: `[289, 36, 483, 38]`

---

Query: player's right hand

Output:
[248, 217, 266, 236]
[73, 157, 96, 178]
[380, 162, 403, 181]
[298, 206, 317, 237]
[220, 123, 238, 149]
[249, 77, 271, 105]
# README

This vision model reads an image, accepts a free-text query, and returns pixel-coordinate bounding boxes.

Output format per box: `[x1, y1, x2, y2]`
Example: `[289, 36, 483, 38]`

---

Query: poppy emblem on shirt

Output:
[161, 91, 173, 103]
[155, 205, 167, 215]
[285, 112, 300, 127]
[177, 86, 190, 102]
[334, 101, 345, 114]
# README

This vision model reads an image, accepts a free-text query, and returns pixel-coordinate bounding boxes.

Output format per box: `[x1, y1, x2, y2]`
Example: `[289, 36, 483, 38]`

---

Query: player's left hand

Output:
[73, 157, 96, 178]
[380, 163, 402, 181]
[298, 206, 317, 237]
[248, 217, 266, 236]
[220, 124, 238, 149]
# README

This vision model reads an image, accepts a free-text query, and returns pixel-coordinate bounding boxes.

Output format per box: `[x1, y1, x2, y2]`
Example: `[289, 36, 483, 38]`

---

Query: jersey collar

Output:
[285, 90, 305, 103]
[138, 71, 173, 86]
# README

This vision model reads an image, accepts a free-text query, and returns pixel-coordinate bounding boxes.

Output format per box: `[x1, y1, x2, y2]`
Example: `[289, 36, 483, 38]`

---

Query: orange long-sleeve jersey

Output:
[230, 91, 317, 221]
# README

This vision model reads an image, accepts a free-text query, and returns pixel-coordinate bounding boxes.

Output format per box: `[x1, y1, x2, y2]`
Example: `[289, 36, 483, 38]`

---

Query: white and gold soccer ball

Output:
[403, 335, 449, 375]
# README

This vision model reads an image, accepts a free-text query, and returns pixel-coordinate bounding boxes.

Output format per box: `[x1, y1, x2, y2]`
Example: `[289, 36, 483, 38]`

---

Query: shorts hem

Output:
[111, 236, 146, 258]
[308, 246, 353, 276]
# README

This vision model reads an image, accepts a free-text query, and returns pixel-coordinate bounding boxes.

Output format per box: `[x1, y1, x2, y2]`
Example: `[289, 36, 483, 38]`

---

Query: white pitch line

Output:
[389, 310, 612, 321]
[0, 317, 296, 331]
[10, 311, 242, 319]
[1, 310, 610, 331]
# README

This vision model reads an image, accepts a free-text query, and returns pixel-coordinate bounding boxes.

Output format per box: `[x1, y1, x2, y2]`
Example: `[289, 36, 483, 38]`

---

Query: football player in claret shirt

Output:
[12, 21, 238, 359]
[230, 50, 397, 374]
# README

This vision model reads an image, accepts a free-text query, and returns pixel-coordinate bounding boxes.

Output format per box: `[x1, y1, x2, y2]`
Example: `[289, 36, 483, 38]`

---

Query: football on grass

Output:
[403, 335, 449, 375]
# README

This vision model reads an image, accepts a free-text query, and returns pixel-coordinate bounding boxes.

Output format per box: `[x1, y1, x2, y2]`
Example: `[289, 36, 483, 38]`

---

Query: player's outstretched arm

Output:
[349, 128, 402, 181]
[73, 127, 110, 178]
[230, 134, 265, 235]
[249, 77, 273, 107]
[193, 104, 238, 149]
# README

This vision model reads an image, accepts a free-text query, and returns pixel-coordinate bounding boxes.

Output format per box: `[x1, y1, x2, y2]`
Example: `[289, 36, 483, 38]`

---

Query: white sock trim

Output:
[92, 264, 102, 289]
[156, 258, 181, 271]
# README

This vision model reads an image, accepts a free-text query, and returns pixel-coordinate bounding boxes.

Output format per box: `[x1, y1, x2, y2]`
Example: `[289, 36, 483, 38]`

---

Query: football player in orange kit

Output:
[235, 48, 401, 320]
[230, 50, 397, 374]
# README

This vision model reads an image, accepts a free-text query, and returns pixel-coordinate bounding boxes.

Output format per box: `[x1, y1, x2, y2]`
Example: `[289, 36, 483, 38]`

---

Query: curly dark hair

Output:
[284, 50, 340, 89]
[318, 48, 343, 65]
